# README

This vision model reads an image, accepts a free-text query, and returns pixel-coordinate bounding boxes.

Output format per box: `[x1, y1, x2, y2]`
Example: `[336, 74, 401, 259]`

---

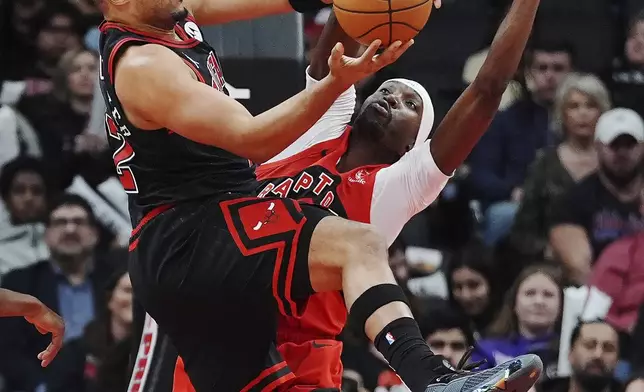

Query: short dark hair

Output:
[525, 39, 575, 67]
[32, 2, 81, 36]
[419, 299, 475, 346]
[569, 319, 617, 348]
[629, 9, 644, 37]
[0, 157, 49, 200]
[47, 193, 97, 226]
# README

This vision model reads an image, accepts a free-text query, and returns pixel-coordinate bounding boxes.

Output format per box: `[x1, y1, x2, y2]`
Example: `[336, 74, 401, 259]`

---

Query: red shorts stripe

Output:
[219, 197, 307, 317]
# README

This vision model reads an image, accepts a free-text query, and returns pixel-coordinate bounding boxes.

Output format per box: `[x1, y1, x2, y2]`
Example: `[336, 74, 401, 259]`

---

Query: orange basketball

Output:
[333, 0, 432, 47]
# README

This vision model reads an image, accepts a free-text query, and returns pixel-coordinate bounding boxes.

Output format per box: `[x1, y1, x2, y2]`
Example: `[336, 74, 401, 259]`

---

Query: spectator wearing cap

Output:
[0, 157, 52, 278]
[550, 108, 644, 285]
[0, 194, 110, 392]
[537, 320, 622, 392]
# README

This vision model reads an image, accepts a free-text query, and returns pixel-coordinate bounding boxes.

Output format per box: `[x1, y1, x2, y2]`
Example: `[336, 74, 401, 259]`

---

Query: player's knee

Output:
[341, 223, 388, 269]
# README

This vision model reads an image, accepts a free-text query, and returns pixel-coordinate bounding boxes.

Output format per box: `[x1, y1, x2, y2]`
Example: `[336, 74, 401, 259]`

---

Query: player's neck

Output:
[339, 135, 390, 172]
[106, 16, 178, 40]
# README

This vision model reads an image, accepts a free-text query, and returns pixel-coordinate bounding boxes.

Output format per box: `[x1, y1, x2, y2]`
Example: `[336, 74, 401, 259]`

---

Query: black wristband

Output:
[288, 0, 329, 13]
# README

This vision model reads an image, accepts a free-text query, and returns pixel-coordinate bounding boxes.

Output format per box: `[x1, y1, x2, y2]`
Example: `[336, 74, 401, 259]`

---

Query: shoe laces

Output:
[434, 346, 487, 383]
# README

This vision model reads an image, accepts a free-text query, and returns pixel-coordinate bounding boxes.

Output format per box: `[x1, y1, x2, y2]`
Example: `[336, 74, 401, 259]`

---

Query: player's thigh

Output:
[305, 212, 388, 293]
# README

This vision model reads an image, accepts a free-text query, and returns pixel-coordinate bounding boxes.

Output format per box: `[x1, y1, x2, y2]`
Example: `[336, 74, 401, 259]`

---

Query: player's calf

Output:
[308, 218, 442, 391]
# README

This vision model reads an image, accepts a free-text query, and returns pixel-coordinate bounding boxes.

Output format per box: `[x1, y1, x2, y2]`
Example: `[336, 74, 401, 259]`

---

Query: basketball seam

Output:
[333, 0, 430, 14]
[387, 0, 392, 46]
[356, 21, 420, 40]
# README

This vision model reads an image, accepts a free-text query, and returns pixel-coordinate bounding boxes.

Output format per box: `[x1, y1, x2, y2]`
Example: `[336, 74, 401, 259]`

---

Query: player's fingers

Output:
[374, 40, 407, 67]
[39, 333, 63, 367]
[357, 40, 382, 65]
[434, 0, 441, 8]
[391, 39, 414, 60]
[328, 42, 345, 68]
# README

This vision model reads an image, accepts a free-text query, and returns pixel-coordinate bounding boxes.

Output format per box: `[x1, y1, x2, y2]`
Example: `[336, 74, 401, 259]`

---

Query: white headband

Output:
[386, 78, 435, 147]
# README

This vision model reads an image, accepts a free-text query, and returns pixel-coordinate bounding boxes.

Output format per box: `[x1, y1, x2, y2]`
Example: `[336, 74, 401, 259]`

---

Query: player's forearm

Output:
[429, 0, 539, 174]
[243, 76, 348, 163]
[309, 12, 362, 80]
[473, 0, 540, 94]
[0, 289, 41, 318]
[189, 0, 292, 24]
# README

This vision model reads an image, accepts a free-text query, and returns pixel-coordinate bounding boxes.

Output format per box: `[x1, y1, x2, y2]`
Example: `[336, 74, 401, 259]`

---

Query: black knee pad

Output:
[348, 283, 410, 339]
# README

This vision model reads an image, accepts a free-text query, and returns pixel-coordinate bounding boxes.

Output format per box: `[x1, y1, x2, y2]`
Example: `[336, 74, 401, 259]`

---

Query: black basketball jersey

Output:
[98, 16, 258, 224]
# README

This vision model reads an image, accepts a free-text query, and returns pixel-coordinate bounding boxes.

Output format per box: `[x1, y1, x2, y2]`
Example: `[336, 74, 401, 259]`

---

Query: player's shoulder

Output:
[115, 43, 188, 86]
[119, 43, 180, 69]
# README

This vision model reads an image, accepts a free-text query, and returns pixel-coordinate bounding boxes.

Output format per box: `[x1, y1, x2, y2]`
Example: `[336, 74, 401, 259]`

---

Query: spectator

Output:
[470, 264, 563, 372]
[20, 4, 82, 96]
[1, 0, 47, 81]
[549, 108, 644, 285]
[537, 320, 622, 392]
[610, 10, 644, 117]
[467, 41, 573, 246]
[420, 300, 475, 368]
[19, 48, 110, 187]
[55, 263, 133, 392]
[0, 158, 52, 278]
[589, 232, 644, 335]
[0, 194, 109, 392]
[446, 239, 502, 339]
[510, 73, 611, 260]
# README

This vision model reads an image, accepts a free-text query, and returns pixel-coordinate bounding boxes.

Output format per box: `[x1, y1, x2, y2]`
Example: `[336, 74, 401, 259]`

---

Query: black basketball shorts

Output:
[127, 195, 331, 392]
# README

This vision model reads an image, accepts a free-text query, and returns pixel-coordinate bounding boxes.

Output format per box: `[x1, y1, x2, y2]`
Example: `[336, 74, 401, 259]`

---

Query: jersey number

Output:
[106, 113, 138, 193]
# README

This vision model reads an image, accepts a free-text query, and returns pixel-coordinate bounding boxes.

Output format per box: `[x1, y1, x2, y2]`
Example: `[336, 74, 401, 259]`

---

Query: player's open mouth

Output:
[372, 100, 390, 117]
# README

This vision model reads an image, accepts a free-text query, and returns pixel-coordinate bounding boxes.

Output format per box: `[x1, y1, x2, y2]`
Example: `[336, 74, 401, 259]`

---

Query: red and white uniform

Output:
[170, 70, 449, 392]
[256, 70, 450, 391]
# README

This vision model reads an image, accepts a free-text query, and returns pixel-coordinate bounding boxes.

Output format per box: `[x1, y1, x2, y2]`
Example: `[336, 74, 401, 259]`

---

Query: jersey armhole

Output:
[106, 38, 149, 84]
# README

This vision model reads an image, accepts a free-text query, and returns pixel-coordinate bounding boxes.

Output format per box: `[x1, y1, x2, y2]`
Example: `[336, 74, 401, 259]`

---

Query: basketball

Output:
[333, 0, 433, 47]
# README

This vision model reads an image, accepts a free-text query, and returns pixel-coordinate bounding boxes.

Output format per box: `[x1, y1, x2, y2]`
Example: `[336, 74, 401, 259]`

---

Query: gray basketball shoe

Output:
[425, 354, 542, 392]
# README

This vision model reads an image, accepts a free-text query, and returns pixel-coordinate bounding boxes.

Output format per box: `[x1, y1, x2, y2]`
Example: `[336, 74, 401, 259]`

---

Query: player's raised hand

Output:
[24, 302, 65, 367]
[327, 39, 413, 89]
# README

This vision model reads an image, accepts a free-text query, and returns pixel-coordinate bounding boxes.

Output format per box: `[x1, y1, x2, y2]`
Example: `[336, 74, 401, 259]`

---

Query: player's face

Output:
[134, 0, 188, 30]
[355, 81, 423, 160]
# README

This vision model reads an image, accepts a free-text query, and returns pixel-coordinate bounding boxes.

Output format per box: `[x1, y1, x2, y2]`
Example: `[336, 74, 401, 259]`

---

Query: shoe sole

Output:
[472, 354, 543, 392]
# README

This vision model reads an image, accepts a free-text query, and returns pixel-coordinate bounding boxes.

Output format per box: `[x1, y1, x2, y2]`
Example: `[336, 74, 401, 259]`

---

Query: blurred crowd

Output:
[2, 0, 644, 391]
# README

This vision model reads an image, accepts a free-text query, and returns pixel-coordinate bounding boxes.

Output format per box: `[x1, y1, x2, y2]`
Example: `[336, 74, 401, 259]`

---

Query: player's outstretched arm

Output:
[429, 0, 540, 175]
[115, 41, 412, 163]
[186, 0, 328, 25]
[0, 288, 64, 367]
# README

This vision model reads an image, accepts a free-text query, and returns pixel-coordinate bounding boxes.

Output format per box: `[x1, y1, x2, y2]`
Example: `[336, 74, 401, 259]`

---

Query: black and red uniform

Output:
[99, 16, 333, 392]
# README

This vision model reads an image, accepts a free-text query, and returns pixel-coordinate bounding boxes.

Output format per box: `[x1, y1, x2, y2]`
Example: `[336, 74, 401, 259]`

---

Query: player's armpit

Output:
[185, 0, 292, 25]
[370, 141, 450, 245]
[548, 224, 593, 285]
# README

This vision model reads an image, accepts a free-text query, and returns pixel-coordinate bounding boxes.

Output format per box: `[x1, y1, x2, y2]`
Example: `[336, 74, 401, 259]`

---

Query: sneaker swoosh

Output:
[312, 342, 331, 348]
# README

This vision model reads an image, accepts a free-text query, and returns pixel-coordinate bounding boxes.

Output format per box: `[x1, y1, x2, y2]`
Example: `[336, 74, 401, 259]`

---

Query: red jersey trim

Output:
[100, 21, 200, 48]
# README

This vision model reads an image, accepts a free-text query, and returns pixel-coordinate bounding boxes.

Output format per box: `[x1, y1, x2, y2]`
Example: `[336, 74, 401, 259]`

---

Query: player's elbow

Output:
[235, 124, 277, 164]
